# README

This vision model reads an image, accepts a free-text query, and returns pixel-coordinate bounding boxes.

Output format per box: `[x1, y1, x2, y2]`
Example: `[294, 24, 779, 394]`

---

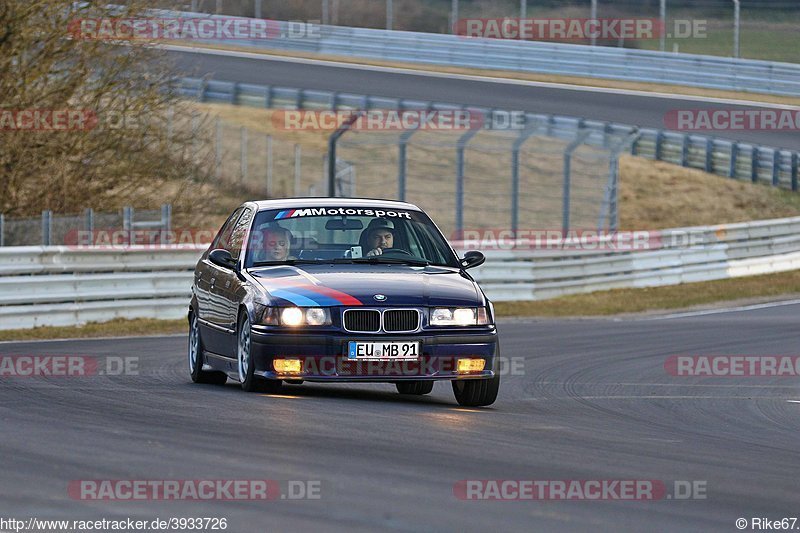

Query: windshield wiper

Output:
[348, 257, 431, 266]
[250, 259, 325, 267]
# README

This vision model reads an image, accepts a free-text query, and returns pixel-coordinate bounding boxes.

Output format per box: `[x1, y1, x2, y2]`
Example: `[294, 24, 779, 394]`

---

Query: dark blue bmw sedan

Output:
[188, 198, 499, 406]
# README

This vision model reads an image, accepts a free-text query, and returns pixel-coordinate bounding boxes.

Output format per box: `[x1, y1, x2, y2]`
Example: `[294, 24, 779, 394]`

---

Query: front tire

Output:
[396, 381, 434, 395]
[189, 312, 227, 385]
[237, 312, 281, 393]
[452, 375, 500, 407]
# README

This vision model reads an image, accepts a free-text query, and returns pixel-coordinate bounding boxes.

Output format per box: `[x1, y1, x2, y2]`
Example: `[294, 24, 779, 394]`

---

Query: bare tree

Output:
[0, 0, 210, 217]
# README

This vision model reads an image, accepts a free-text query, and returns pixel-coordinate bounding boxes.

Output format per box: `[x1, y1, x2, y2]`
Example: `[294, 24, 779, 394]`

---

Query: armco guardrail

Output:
[178, 77, 799, 191]
[2, 217, 800, 329]
[161, 10, 800, 98]
[0, 246, 205, 329]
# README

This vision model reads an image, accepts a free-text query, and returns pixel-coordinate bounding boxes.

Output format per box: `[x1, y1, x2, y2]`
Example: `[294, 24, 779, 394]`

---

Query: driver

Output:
[254, 224, 293, 262]
[362, 218, 395, 257]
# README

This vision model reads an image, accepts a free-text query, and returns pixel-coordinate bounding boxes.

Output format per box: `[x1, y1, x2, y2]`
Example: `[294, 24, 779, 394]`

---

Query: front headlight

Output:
[429, 307, 491, 326]
[259, 307, 331, 326]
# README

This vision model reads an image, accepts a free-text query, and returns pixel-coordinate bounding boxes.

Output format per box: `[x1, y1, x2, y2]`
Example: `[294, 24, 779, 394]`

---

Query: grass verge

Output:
[493, 270, 800, 317]
[0, 318, 186, 343]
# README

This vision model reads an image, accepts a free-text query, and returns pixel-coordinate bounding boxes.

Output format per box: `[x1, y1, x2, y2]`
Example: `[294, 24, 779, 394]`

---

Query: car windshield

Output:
[243, 206, 460, 268]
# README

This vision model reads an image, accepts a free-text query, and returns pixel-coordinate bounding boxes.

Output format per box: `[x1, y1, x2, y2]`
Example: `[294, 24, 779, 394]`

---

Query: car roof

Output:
[251, 197, 422, 211]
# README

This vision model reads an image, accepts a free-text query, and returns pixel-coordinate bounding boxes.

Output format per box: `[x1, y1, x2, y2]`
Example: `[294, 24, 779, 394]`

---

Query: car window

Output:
[211, 207, 244, 252]
[228, 208, 254, 261]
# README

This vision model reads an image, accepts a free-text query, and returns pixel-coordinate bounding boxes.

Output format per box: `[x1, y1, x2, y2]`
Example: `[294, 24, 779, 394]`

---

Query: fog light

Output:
[273, 358, 302, 373]
[457, 358, 485, 372]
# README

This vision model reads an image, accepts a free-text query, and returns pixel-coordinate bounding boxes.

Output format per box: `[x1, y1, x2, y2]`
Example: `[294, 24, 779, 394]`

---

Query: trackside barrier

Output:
[156, 11, 800, 98]
[176, 77, 800, 191]
[2, 216, 800, 329]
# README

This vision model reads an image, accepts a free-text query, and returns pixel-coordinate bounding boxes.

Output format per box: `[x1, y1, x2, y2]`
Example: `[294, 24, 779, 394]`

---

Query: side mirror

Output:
[209, 248, 237, 269]
[460, 250, 485, 269]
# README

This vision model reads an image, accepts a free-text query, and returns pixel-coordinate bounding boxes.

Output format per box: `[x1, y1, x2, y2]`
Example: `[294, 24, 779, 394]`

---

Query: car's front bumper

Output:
[250, 326, 498, 382]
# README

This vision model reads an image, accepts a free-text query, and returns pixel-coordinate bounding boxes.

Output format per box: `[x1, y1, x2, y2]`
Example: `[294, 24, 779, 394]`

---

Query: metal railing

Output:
[2, 215, 800, 328]
[163, 10, 800, 97]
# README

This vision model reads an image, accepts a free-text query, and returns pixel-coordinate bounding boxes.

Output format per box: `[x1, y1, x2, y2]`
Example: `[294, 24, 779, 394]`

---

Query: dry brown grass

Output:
[0, 319, 186, 342]
[619, 156, 800, 229]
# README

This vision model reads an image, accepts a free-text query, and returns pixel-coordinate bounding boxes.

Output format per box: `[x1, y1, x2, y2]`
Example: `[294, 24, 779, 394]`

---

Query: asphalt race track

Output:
[2, 303, 799, 532]
[167, 48, 799, 151]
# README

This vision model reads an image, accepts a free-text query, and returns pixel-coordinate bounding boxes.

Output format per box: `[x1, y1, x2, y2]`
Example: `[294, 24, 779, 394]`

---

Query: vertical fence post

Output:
[511, 124, 536, 239]
[191, 0, 198, 12]
[0, 213, 4, 247]
[386, 0, 393, 30]
[327, 112, 364, 197]
[659, 0, 666, 52]
[450, 0, 458, 33]
[792, 152, 798, 192]
[41, 210, 52, 246]
[751, 146, 760, 183]
[294, 144, 302, 196]
[729, 142, 739, 178]
[255, 0, 262, 19]
[520, 0, 527, 19]
[455, 128, 480, 237]
[322, 0, 330, 25]
[215, 117, 222, 180]
[562, 130, 591, 234]
[590, 0, 597, 46]
[266, 135, 273, 197]
[398, 124, 422, 201]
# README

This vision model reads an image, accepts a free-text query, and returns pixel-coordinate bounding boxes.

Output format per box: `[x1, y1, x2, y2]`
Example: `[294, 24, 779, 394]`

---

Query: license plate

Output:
[347, 341, 420, 360]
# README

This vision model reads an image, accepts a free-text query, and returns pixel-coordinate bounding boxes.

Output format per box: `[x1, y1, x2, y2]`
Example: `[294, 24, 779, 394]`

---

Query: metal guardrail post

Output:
[327, 111, 364, 197]
[659, 0, 666, 52]
[511, 124, 537, 238]
[230, 82, 239, 105]
[655, 130, 664, 161]
[729, 142, 739, 178]
[450, 0, 458, 33]
[123, 207, 133, 232]
[590, 0, 597, 46]
[41, 210, 52, 246]
[386, 0, 393, 30]
[161, 204, 172, 233]
[455, 126, 480, 236]
[733, 0, 741, 58]
[562, 130, 591, 233]
[751, 146, 760, 183]
[0, 214, 4, 247]
[264, 85, 272, 108]
[772, 151, 781, 187]
[255, 0, 262, 19]
[681, 134, 690, 167]
[84, 208, 94, 233]
[792, 153, 798, 192]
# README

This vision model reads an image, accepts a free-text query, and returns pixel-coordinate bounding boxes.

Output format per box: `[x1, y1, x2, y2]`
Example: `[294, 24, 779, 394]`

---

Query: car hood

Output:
[248, 264, 482, 307]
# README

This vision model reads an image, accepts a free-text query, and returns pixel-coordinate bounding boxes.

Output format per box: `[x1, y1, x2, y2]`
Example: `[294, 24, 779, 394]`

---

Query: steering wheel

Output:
[378, 248, 413, 257]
